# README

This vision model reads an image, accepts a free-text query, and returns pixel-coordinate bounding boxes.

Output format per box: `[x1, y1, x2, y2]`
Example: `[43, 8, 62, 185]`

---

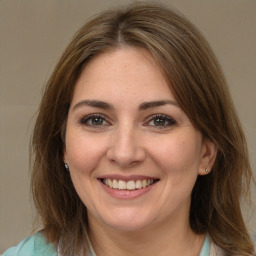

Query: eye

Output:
[145, 114, 176, 128]
[79, 114, 110, 127]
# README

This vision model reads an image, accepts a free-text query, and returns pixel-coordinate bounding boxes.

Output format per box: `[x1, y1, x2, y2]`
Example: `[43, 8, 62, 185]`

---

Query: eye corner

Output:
[78, 113, 112, 127]
[144, 114, 177, 129]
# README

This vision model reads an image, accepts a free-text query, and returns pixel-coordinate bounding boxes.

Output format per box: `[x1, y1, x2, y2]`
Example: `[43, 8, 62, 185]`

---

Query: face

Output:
[64, 47, 214, 232]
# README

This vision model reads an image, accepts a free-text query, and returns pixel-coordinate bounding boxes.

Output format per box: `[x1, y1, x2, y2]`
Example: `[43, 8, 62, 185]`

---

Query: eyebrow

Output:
[73, 100, 114, 111]
[138, 100, 179, 110]
[72, 99, 179, 111]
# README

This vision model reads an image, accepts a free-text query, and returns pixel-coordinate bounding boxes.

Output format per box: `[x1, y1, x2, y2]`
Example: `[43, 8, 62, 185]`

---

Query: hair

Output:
[31, 2, 255, 255]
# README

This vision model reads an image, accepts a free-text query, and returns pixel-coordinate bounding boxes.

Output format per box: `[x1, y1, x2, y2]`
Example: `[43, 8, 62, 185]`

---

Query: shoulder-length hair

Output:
[31, 2, 255, 255]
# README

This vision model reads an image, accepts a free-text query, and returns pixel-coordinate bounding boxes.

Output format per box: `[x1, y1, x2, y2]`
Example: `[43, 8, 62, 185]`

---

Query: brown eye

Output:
[154, 117, 167, 126]
[146, 114, 176, 128]
[90, 117, 104, 125]
[80, 114, 110, 126]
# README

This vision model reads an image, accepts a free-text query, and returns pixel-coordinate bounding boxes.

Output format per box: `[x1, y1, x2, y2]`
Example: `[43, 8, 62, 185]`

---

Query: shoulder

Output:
[2, 232, 57, 256]
[251, 231, 256, 242]
[209, 240, 225, 256]
[209, 232, 256, 256]
[250, 231, 256, 250]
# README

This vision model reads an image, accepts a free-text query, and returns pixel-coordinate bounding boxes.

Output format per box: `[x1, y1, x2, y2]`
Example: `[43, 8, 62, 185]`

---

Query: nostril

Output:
[106, 145, 146, 168]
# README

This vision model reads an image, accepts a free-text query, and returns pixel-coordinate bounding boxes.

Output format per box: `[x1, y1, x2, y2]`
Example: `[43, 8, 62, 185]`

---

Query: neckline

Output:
[59, 233, 211, 256]
[199, 234, 211, 256]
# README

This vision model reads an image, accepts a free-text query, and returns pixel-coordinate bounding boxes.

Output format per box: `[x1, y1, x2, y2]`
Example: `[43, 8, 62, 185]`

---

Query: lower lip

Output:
[99, 181, 156, 200]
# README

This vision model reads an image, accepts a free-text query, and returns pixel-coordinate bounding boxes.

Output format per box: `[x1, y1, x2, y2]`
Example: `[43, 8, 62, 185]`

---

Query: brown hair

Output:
[31, 2, 255, 255]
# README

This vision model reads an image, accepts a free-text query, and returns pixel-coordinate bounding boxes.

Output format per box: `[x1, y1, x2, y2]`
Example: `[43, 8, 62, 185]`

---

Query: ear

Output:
[63, 146, 68, 165]
[198, 137, 217, 176]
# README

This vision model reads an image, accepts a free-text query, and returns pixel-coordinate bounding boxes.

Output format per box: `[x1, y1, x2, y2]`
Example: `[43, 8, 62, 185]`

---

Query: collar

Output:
[200, 234, 211, 256]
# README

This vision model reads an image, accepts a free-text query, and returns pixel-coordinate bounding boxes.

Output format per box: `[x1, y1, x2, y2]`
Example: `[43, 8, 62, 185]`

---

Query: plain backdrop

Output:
[0, 0, 255, 253]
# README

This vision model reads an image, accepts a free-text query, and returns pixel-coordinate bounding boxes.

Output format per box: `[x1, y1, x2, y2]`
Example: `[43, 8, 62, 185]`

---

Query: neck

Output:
[88, 214, 205, 256]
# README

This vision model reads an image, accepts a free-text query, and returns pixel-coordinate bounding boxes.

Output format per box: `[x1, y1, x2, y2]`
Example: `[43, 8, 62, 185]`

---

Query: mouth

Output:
[99, 178, 159, 191]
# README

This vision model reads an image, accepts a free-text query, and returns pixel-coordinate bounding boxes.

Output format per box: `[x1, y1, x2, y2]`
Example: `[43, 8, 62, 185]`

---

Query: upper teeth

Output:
[102, 179, 154, 190]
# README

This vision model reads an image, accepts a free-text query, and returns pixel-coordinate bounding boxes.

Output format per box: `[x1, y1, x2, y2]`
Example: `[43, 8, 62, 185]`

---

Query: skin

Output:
[64, 47, 217, 256]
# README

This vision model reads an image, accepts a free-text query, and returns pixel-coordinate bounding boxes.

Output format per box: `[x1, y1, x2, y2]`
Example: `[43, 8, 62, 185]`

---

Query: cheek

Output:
[150, 134, 202, 176]
[65, 132, 106, 174]
[65, 133, 106, 207]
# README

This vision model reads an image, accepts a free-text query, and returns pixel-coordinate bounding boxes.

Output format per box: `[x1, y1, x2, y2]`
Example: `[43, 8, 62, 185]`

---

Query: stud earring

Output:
[205, 168, 209, 172]
[64, 163, 69, 171]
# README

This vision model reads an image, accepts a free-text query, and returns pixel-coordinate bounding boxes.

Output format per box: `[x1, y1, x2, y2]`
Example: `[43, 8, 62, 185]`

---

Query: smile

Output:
[101, 178, 159, 191]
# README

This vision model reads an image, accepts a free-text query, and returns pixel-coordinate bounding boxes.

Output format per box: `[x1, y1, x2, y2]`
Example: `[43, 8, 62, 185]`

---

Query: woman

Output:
[3, 2, 255, 256]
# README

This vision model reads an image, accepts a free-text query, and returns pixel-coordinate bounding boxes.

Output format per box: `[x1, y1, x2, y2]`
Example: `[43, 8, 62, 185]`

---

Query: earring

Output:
[205, 168, 209, 172]
[64, 163, 69, 171]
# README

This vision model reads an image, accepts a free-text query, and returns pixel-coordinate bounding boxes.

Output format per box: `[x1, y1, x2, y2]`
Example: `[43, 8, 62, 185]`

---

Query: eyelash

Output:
[145, 114, 176, 128]
[79, 114, 111, 127]
[78, 113, 176, 128]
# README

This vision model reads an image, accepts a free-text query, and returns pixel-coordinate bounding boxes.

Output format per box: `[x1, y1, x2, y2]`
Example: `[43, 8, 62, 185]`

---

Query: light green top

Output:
[3, 232, 210, 256]
[200, 234, 210, 256]
[2, 232, 57, 256]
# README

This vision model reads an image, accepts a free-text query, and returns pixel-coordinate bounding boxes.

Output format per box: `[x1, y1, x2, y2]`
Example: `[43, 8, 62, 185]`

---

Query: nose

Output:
[106, 125, 146, 168]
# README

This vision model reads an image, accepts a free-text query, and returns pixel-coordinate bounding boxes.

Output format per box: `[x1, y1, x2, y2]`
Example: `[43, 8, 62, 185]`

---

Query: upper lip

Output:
[98, 174, 159, 182]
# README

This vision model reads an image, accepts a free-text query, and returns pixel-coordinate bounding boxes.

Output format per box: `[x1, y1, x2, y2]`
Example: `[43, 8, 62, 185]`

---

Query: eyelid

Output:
[144, 114, 176, 128]
[77, 113, 176, 129]
[79, 113, 112, 126]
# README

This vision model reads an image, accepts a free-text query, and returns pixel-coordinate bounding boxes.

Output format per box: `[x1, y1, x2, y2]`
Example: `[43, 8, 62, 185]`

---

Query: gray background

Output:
[1, 0, 255, 253]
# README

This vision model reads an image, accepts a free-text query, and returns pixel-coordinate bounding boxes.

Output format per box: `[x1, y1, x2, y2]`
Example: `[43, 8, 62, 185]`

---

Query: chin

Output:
[97, 209, 155, 232]
[106, 219, 151, 232]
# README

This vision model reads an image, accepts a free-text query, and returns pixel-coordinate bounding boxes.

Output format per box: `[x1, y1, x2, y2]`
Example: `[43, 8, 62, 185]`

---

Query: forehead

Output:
[71, 47, 175, 105]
